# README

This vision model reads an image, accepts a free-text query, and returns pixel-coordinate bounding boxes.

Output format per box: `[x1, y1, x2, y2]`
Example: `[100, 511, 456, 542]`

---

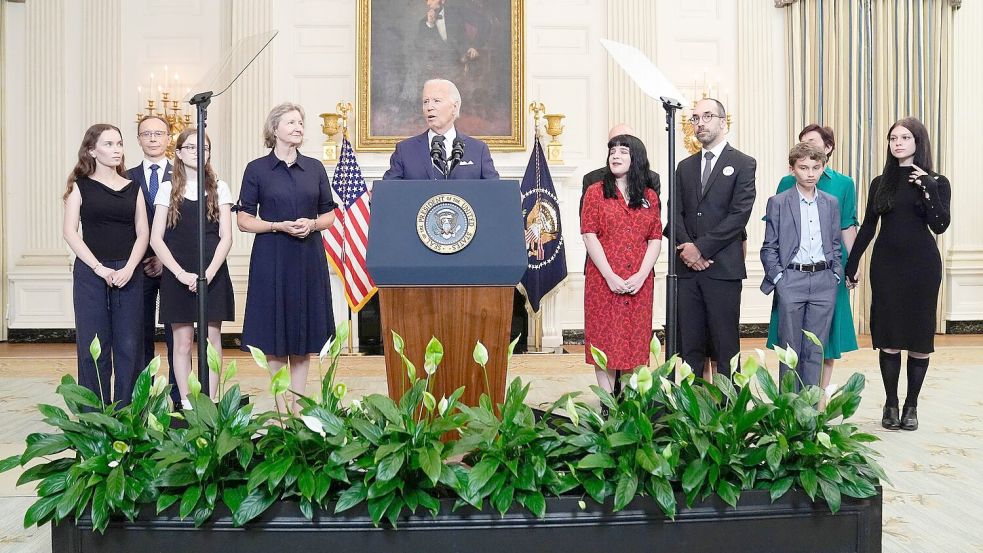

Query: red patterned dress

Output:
[581, 183, 662, 370]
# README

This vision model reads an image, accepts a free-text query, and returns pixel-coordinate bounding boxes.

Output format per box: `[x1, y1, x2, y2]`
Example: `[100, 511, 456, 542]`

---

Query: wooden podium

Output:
[366, 180, 527, 407]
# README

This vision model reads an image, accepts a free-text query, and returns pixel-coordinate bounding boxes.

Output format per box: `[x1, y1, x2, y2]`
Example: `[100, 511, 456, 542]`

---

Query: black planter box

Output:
[53, 488, 881, 553]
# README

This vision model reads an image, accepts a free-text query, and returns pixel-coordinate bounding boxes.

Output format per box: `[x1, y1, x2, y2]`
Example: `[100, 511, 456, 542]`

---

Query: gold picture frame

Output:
[356, 0, 525, 152]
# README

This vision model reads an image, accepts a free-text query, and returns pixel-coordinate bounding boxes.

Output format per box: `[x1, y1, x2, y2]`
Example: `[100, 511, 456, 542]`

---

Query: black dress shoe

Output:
[881, 405, 901, 430]
[900, 405, 919, 431]
[600, 405, 610, 419]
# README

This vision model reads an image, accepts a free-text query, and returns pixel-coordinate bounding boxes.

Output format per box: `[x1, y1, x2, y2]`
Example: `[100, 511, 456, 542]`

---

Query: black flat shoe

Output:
[600, 405, 610, 419]
[881, 406, 901, 430]
[900, 405, 918, 431]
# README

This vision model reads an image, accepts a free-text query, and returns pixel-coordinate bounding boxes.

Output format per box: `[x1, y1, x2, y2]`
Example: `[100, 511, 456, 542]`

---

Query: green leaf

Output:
[106, 466, 126, 504]
[799, 469, 818, 500]
[681, 461, 710, 493]
[21, 434, 72, 463]
[223, 359, 239, 384]
[608, 431, 637, 448]
[156, 493, 180, 514]
[298, 469, 316, 499]
[88, 335, 103, 366]
[376, 452, 405, 482]
[467, 457, 501, 494]
[717, 480, 740, 508]
[270, 366, 290, 397]
[491, 484, 515, 515]
[206, 340, 221, 374]
[613, 472, 638, 511]
[507, 334, 522, 363]
[0, 455, 21, 473]
[391, 331, 406, 354]
[589, 346, 608, 371]
[769, 476, 794, 502]
[818, 477, 842, 513]
[188, 370, 202, 397]
[129, 368, 152, 412]
[519, 491, 546, 518]
[577, 453, 616, 470]
[418, 447, 442, 485]
[472, 341, 489, 367]
[365, 395, 402, 425]
[23, 494, 61, 528]
[247, 345, 270, 372]
[649, 478, 676, 518]
[335, 481, 368, 513]
[232, 488, 277, 526]
[423, 336, 444, 375]
[180, 486, 202, 519]
[649, 334, 662, 360]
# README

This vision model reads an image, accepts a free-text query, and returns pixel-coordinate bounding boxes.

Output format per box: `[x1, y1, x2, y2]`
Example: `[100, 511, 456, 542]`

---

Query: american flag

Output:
[323, 138, 377, 311]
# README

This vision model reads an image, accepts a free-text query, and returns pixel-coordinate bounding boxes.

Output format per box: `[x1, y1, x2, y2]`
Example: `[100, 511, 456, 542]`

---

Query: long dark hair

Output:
[602, 134, 652, 209]
[64, 123, 127, 200]
[168, 127, 219, 227]
[875, 117, 933, 214]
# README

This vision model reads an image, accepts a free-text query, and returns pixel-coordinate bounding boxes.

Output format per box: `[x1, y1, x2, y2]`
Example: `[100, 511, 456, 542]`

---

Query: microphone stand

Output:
[661, 96, 682, 364]
[188, 91, 213, 392]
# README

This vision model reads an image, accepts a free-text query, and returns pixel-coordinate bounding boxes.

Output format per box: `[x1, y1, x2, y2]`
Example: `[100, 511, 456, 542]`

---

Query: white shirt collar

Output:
[701, 140, 727, 160]
[143, 158, 167, 171]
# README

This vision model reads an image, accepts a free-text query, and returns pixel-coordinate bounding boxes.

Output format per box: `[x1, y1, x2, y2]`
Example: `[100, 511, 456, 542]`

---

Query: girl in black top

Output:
[149, 128, 235, 407]
[845, 117, 951, 432]
[62, 123, 150, 407]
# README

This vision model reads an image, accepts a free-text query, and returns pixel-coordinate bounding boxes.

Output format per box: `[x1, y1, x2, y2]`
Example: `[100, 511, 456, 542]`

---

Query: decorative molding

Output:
[773, 0, 796, 7]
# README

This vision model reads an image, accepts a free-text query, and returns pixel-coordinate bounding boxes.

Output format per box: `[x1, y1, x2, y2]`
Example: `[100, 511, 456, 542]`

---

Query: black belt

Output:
[788, 261, 829, 272]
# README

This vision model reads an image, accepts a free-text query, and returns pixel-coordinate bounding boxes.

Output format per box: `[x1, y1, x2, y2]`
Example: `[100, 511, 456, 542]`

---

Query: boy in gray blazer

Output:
[760, 143, 842, 389]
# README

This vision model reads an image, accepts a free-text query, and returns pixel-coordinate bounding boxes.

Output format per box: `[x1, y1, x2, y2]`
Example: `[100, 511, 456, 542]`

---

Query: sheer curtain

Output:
[781, 0, 958, 333]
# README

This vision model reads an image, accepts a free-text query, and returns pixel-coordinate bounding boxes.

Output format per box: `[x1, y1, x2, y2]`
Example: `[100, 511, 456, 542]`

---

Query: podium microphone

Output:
[446, 138, 466, 176]
[430, 136, 447, 177]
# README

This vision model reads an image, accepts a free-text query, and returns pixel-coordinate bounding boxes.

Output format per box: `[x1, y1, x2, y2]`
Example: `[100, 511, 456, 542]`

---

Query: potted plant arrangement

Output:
[1, 324, 885, 552]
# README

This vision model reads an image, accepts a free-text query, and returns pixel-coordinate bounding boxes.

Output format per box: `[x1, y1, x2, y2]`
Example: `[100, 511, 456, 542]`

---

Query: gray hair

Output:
[423, 79, 462, 117]
[263, 102, 306, 148]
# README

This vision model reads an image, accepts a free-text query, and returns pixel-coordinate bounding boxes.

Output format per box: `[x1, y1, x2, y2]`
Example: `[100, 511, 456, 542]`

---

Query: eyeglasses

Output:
[688, 113, 725, 125]
[138, 130, 168, 138]
[180, 145, 210, 152]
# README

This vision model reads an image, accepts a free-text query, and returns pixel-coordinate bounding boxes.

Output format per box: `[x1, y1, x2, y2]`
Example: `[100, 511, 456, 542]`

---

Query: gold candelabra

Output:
[321, 102, 352, 162]
[135, 66, 192, 159]
[681, 89, 733, 155]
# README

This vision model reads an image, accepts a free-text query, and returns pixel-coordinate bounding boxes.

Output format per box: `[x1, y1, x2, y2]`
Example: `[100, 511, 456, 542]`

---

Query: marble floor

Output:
[1, 337, 981, 552]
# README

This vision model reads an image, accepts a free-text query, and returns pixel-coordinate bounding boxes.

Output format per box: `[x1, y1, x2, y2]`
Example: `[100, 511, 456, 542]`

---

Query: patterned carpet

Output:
[1, 339, 980, 552]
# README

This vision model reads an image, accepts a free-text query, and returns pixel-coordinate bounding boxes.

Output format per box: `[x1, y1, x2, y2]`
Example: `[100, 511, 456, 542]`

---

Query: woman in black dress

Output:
[237, 103, 337, 413]
[845, 117, 951, 431]
[63, 124, 149, 406]
[150, 128, 235, 406]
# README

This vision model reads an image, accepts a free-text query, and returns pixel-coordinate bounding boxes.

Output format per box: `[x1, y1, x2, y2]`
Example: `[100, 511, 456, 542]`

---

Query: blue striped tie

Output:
[149, 163, 160, 203]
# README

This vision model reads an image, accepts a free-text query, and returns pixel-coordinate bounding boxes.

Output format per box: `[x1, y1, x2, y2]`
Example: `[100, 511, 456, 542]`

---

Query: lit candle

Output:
[149, 72, 156, 99]
[164, 65, 169, 92]
[136, 85, 142, 109]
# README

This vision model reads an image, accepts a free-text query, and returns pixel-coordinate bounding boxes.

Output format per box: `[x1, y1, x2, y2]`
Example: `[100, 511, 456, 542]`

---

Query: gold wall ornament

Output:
[135, 67, 192, 159]
[680, 91, 734, 156]
[319, 112, 341, 162]
[544, 113, 565, 164]
[337, 102, 353, 140]
[529, 101, 546, 138]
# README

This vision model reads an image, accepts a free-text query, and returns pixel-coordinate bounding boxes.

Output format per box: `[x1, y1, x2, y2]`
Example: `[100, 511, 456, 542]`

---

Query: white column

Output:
[221, 1, 275, 332]
[81, 0, 121, 125]
[734, 0, 789, 322]
[19, 0, 68, 267]
[946, 1, 983, 321]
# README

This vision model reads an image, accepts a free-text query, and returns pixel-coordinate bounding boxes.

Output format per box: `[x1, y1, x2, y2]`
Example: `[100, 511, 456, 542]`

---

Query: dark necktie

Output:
[431, 135, 447, 175]
[149, 163, 160, 203]
[700, 151, 714, 195]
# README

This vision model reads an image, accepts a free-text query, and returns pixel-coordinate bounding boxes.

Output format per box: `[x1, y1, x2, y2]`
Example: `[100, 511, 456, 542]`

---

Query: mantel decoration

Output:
[1, 323, 885, 550]
[135, 65, 192, 159]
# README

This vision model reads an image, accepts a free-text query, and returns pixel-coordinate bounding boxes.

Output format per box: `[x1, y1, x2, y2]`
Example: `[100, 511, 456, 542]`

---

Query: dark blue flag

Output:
[518, 137, 567, 313]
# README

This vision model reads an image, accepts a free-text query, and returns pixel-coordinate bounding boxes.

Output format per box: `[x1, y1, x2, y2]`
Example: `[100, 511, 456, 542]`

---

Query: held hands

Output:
[677, 243, 713, 271]
[604, 273, 630, 295]
[846, 272, 861, 290]
[143, 256, 163, 277]
[276, 219, 316, 238]
[110, 265, 136, 288]
[93, 265, 115, 286]
[623, 272, 648, 296]
[177, 271, 198, 292]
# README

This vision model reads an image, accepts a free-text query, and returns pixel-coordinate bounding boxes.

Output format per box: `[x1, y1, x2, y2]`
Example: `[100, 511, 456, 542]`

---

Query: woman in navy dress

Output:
[237, 102, 337, 412]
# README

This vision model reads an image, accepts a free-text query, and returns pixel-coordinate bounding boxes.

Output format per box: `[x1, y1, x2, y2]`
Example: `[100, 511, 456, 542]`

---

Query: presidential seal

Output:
[416, 194, 477, 254]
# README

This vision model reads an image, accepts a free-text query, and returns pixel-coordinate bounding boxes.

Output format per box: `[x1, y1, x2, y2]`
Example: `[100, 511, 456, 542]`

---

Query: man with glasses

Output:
[127, 115, 177, 404]
[669, 98, 756, 380]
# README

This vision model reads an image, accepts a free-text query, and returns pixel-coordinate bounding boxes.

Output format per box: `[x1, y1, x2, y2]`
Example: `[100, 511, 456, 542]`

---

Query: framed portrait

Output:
[356, 0, 525, 152]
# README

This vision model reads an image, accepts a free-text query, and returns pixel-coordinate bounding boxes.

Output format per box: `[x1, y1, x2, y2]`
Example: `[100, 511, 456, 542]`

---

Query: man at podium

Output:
[383, 78, 499, 181]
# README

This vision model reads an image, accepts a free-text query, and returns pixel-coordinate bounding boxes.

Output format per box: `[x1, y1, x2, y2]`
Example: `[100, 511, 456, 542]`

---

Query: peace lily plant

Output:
[1, 324, 885, 531]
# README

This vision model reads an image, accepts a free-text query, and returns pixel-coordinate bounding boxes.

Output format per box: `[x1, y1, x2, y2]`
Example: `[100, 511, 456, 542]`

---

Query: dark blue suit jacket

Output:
[382, 131, 499, 180]
[127, 161, 172, 258]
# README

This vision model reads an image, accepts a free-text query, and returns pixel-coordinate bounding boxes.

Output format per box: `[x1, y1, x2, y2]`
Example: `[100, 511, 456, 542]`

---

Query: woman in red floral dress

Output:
[581, 134, 663, 393]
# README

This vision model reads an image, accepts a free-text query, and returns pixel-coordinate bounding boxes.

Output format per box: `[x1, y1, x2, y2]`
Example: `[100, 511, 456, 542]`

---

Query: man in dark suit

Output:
[580, 123, 661, 218]
[127, 115, 177, 403]
[669, 98, 756, 378]
[415, 0, 490, 110]
[383, 78, 499, 180]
